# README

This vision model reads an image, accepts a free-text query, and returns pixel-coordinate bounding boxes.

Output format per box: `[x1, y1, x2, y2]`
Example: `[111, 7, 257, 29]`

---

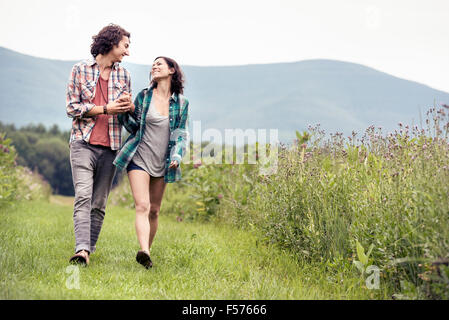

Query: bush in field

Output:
[174, 144, 260, 222]
[15, 166, 51, 202]
[0, 133, 18, 208]
[109, 144, 258, 222]
[0, 133, 51, 208]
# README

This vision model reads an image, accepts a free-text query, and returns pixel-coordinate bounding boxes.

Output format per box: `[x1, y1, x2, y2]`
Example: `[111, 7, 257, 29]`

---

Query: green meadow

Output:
[0, 198, 385, 299]
[1, 106, 448, 300]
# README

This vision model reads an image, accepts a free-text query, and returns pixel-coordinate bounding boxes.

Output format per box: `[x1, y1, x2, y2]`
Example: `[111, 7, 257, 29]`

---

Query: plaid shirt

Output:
[113, 87, 189, 183]
[66, 58, 132, 150]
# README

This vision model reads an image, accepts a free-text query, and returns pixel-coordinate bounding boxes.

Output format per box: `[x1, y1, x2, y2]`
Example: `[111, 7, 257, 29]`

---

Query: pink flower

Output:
[193, 161, 202, 169]
[217, 194, 223, 200]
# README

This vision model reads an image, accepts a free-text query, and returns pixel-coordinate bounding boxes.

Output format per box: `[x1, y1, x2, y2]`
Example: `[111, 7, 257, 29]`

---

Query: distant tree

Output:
[34, 138, 73, 195]
[0, 122, 16, 132]
[23, 123, 46, 134]
[49, 124, 60, 136]
[1, 122, 74, 195]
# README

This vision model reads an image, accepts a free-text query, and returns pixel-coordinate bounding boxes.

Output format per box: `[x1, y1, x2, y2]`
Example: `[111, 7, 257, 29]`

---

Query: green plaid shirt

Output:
[113, 87, 189, 183]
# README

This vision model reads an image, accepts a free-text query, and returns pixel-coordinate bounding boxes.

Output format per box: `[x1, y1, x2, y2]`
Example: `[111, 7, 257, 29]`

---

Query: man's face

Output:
[111, 36, 130, 63]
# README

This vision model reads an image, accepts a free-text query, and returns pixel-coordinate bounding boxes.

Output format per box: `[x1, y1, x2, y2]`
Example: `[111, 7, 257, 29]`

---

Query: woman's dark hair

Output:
[150, 56, 185, 95]
[90, 24, 130, 58]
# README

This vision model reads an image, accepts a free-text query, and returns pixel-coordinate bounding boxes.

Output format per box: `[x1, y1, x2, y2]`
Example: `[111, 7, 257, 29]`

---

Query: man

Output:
[66, 24, 134, 265]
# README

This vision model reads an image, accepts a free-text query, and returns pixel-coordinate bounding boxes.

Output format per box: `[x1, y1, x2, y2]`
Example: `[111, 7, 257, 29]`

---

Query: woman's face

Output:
[151, 58, 174, 81]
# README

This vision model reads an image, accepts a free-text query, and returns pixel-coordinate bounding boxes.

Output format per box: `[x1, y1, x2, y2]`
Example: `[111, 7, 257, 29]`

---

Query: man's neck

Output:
[95, 54, 115, 71]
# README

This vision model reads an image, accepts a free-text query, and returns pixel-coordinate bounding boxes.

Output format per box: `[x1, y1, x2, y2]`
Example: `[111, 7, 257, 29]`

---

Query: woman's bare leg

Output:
[128, 170, 151, 253]
[148, 176, 167, 251]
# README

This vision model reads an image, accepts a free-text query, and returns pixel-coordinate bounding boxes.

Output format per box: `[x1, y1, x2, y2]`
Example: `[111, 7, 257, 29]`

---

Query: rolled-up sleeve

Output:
[170, 99, 189, 164]
[66, 65, 95, 119]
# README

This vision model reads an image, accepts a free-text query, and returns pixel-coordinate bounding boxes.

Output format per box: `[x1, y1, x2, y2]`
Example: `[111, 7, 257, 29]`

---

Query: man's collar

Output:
[87, 58, 119, 70]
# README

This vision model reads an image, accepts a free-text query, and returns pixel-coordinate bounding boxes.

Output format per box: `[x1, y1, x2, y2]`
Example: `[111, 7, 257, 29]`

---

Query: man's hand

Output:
[106, 92, 133, 114]
[105, 99, 131, 114]
[84, 92, 133, 117]
[115, 92, 135, 113]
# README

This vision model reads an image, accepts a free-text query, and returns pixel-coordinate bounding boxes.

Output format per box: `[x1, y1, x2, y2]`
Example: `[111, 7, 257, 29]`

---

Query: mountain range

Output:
[1, 46, 448, 144]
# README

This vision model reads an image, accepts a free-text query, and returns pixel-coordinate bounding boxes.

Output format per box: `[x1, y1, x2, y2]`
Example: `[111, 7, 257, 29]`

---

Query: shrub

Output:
[15, 166, 52, 202]
[1, 132, 52, 209]
[0, 133, 18, 209]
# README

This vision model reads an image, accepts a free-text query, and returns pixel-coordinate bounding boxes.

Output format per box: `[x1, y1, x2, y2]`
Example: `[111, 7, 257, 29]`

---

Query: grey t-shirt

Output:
[132, 98, 170, 177]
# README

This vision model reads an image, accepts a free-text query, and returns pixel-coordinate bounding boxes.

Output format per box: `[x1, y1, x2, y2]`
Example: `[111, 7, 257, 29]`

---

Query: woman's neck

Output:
[154, 80, 171, 99]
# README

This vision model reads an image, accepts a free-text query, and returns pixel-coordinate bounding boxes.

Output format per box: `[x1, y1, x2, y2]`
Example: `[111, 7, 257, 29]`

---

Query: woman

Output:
[113, 56, 189, 269]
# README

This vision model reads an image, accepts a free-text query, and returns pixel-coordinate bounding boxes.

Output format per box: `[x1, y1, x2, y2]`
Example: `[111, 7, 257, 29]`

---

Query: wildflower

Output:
[193, 161, 202, 169]
[217, 194, 223, 200]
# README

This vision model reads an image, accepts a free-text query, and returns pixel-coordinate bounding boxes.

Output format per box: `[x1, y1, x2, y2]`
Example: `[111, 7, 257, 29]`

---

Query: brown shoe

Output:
[69, 250, 90, 265]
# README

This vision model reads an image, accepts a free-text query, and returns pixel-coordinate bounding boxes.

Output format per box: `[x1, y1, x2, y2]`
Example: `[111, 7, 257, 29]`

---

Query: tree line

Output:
[0, 122, 74, 196]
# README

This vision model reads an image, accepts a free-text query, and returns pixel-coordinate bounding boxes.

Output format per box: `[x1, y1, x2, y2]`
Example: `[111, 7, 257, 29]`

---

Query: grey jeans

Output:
[70, 140, 117, 254]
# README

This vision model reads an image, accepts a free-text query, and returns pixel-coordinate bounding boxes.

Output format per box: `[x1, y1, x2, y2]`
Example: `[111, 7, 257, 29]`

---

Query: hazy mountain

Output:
[1, 46, 448, 144]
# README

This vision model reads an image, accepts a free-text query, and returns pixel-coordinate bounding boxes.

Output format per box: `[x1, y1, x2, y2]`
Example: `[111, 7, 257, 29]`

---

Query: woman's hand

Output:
[168, 160, 179, 169]
[116, 92, 134, 113]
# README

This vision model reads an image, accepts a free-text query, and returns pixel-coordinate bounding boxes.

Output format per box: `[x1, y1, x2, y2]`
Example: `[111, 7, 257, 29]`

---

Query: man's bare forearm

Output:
[85, 105, 107, 117]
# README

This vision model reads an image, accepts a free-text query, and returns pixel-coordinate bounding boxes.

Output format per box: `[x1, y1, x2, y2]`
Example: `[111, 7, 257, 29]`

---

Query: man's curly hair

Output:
[90, 24, 130, 58]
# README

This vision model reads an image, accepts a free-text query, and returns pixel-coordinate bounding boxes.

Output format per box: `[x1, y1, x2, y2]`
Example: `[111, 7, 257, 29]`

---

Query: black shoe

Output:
[136, 250, 153, 269]
[69, 250, 90, 266]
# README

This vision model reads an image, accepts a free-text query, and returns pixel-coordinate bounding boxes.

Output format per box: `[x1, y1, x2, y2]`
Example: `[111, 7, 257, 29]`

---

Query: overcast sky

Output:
[1, 0, 448, 92]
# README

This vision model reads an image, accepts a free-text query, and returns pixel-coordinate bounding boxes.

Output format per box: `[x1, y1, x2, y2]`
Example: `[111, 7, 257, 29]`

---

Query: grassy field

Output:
[0, 198, 389, 300]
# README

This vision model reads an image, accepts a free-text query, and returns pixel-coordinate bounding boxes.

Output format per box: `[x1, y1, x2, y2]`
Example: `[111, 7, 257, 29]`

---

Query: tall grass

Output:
[234, 107, 449, 299]
[108, 106, 449, 299]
